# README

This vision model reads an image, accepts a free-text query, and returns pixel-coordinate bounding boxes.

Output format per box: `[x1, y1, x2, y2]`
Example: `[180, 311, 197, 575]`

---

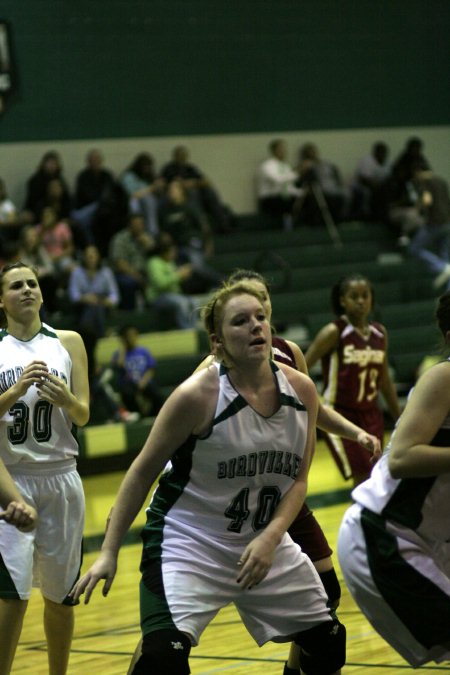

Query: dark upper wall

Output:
[1, 0, 449, 143]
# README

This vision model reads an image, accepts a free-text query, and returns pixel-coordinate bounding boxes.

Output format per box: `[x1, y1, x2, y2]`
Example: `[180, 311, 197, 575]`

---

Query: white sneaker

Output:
[116, 408, 140, 423]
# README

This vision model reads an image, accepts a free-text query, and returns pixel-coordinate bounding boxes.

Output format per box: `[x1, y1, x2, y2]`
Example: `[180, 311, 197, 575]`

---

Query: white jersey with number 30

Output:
[0, 324, 78, 466]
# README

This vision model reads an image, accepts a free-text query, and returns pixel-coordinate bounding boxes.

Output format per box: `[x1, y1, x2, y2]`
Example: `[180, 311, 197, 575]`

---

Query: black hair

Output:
[436, 291, 450, 337]
[127, 153, 155, 181]
[153, 232, 176, 256]
[118, 324, 137, 338]
[38, 150, 61, 171]
[269, 139, 284, 154]
[330, 273, 374, 316]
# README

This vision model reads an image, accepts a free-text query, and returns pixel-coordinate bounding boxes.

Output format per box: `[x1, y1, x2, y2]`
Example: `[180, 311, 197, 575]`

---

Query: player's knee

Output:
[294, 618, 346, 675]
[318, 568, 342, 609]
[130, 629, 191, 675]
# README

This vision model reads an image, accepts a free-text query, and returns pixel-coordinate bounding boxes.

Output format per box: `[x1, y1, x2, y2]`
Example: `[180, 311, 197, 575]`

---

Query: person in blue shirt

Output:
[111, 325, 164, 417]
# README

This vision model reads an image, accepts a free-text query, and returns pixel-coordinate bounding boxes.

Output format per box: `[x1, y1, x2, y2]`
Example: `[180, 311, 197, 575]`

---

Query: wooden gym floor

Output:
[10, 437, 450, 674]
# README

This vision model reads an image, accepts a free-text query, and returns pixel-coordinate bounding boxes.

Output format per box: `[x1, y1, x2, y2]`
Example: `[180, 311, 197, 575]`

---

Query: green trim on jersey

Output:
[213, 395, 248, 426]
[39, 325, 58, 338]
[361, 508, 450, 649]
[0, 551, 21, 599]
[268, 358, 306, 410]
[381, 425, 450, 529]
[381, 476, 436, 530]
[139, 563, 177, 636]
[214, 361, 306, 427]
[280, 392, 306, 411]
[141, 435, 197, 561]
[0, 324, 58, 343]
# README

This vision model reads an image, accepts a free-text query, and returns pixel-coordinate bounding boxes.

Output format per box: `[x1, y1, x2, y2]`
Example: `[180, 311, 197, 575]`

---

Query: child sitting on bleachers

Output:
[110, 324, 165, 417]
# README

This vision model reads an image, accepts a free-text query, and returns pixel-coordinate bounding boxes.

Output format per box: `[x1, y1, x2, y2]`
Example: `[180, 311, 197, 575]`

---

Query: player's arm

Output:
[0, 458, 38, 532]
[288, 336, 380, 454]
[50, 330, 90, 426]
[285, 338, 308, 374]
[379, 327, 401, 421]
[304, 322, 339, 370]
[389, 361, 450, 478]
[316, 404, 381, 457]
[194, 353, 215, 373]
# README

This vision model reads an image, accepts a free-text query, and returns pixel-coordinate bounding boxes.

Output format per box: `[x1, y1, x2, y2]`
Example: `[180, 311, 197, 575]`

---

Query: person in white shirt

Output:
[256, 139, 303, 227]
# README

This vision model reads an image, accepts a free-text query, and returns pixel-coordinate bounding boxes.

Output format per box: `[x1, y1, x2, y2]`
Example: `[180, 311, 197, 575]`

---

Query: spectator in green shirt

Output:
[146, 233, 199, 329]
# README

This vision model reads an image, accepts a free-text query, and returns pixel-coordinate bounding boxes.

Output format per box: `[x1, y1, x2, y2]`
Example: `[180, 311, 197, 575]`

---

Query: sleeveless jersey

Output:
[322, 317, 386, 412]
[271, 335, 296, 368]
[352, 407, 450, 545]
[146, 360, 309, 548]
[0, 324, 78, 466]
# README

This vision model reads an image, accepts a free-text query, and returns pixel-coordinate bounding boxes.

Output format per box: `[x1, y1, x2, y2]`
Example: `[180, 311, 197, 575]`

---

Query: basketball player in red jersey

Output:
[306, 273, 400, 489]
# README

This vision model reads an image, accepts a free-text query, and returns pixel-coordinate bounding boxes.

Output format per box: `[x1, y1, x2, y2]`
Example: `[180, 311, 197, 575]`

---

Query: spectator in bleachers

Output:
[33, 173, 101, 255]
[297, 142, 350, 225]
[407, 167, 450, 290]
[111, 324, 165, 417]
[69, 244, 119, 373]
[381, 137, 432, 240]
[0, 177, 19, 226]
[350, 142, 391, 221]
[160, 145, 235, 233]
[23, 150, 71, 222]
[0, 178, 30, 258]
[146, 233, 199, 329]
[0, 240, 20, 271]
[256, 139, 302, 228]
[18, 225, 59, 315]
[109, 212, 155, 310]
[35, 206, 76, 278]
[89, 365, 140, 424]
[158, 179, 221, 294]
[44, 176, 73, 221]
[392, 136, 430, 181]
[68, 243, 138, 425]
[120, 153, 165, 237]
[74, 149, 128, 256]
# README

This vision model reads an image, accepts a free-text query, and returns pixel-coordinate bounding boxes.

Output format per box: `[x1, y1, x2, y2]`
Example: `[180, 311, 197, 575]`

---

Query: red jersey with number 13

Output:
[321, 317, 386, 412]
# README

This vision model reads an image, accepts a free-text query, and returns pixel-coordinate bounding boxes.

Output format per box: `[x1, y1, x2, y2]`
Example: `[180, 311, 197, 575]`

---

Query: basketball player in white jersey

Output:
[0, 262, 90, 675]
[71, 281, 346, 675]
[338, 290, 450, 667]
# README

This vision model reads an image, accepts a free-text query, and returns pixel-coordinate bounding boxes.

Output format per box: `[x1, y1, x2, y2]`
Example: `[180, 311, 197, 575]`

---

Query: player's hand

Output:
[236, 533, 276, 590]
[0, 501, 38, 532]
[69, 550, 118, 604]
[35, 372, 71, 408]
[357, 431, 382, 463]
[15, 361, 49, 397]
